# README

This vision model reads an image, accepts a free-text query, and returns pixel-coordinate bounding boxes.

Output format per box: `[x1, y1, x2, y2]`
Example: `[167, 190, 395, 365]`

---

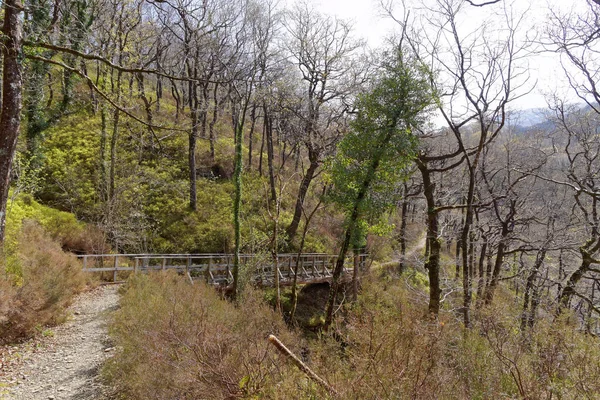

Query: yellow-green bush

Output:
[4, 192, 102, 277]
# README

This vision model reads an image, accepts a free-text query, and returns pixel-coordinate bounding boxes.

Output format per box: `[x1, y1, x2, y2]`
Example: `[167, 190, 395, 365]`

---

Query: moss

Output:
[4, 192, 87, 278]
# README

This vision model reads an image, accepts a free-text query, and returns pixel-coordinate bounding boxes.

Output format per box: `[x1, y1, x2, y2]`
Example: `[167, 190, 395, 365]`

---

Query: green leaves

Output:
[327, 47, 434, 241]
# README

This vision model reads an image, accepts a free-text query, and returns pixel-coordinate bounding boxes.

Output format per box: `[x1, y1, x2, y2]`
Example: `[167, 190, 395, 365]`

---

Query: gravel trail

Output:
[0, 285, 120, 400]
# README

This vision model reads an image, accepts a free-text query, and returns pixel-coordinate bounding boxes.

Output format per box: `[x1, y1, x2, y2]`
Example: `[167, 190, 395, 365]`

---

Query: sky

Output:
[310, 0, 589, 115]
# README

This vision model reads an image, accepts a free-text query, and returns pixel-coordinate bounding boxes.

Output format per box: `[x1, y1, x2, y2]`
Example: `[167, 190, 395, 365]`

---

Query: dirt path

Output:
[0, 285, 120, 400]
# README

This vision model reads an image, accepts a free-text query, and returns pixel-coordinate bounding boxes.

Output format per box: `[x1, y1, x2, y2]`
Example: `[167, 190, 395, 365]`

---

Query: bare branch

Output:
[25, 54, 188, 133]
[465, 0, 501, 7]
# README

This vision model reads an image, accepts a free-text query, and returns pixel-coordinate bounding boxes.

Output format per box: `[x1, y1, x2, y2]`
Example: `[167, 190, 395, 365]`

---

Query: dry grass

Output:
[105, 271, 600, 399]
[0, 221, 87, 343]
[105, 272, 327, 399]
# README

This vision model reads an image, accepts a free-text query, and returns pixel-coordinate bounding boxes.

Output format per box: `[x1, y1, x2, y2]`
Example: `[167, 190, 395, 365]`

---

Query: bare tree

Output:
[546, 1, 600, 317]
[282, 2, 363, 243]
[391, 0, 531, 321]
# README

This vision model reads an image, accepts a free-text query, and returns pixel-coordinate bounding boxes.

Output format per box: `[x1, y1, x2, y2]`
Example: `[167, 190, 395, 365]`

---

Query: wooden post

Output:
[206, 256, 212, 283]
[162, 257, 166, 271]
[134, 257, 138, 273]
[226, 255, 231, 284]
[83, 255, 87, 270]
[113, 256, 118, 282]
[186, 255, 191, 276]
[100, 255, 104, 280]
[322, 255, 327, 276]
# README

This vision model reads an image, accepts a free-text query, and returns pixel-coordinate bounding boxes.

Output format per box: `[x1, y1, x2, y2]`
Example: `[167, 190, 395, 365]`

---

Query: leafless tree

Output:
[389, 0, 532, 321]
[282, 2, 364, 243]
[545, 1, 600, 319]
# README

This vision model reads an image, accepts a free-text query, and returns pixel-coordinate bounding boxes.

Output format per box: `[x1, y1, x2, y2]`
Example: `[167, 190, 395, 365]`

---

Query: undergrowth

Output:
[106, 271, 600, 399]
[0, 221, 87, 343]
[104, 272, 328, 399]
[0, 193, 95, 343]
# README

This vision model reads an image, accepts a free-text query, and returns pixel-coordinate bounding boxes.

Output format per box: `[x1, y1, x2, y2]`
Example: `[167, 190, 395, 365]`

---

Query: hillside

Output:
[2, 0, 600, 398]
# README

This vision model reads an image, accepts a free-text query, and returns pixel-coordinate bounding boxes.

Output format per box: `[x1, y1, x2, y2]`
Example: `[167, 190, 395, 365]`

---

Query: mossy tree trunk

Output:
[324, 139, 389, 330]
[0, 0, 24, 244]
[231, 79, 254, 301]
[417, 159, 441, 317]
[398, 184, 409, 273]
[232, 116, 244, 300]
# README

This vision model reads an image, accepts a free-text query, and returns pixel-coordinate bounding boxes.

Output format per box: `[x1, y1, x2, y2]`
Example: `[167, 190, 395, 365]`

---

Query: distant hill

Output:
[506, 107, 555, 134]
[508, 107, 551, 128]
[508, 104, 593, 134]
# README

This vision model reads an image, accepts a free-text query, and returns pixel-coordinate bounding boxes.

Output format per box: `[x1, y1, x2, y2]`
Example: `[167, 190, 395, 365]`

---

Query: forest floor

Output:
[0, 285, 120, 400]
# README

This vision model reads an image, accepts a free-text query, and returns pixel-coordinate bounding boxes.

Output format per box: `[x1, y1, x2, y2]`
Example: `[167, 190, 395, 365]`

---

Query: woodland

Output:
[1, 0, 600, 398]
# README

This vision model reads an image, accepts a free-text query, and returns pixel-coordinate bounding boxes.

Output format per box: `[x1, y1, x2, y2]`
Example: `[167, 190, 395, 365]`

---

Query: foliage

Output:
[151, 179, 234, 253]
[37, 112, 102, 217]
[326, 47, 433, 245]
[4, 192, 103, 277]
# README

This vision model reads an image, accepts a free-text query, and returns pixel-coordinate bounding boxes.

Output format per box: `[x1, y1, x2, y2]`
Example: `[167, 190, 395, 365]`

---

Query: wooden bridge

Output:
[77, 253, 368, 286]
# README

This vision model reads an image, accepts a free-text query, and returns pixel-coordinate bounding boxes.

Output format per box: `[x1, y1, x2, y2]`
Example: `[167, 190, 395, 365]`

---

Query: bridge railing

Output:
[77, 253, 368, 285]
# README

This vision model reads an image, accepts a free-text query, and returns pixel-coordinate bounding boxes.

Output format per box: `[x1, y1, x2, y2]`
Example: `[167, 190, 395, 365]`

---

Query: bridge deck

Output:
[77, 253, 367, 286]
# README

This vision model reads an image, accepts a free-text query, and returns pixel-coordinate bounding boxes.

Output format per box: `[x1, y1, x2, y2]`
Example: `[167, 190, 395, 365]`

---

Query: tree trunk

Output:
[109, 70, 122, 203]
[171, 80, 180, 121]
[558, 246, 598, 312]
[461, 179, 477, 327]
[398, 194, 408, 273]
[455, 237, 461, 280]
[99, 104, 108, 202]
[475, 238, 487, 306]
[417, 159, 441, 317]
[232, 116, 244, 300]
[188, 78, 198, 210]
[258, 119, 265, 176]
[286, 153, 319, 243]
[352, 248, 360, 302]
[0, 0, 24, 243]
[483, 249, 491, 286]
[485, 235, 507, 304]
[25, 58, 49, 169]
[324, 214, 354, 331]
[324, 148, 386, 330]
[265, 108, 276, 203]
[521, 249, 546, 330]
[247, 104, 256, 170]
[290, 187, 324, 321]
[272, 212, 281, 314]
